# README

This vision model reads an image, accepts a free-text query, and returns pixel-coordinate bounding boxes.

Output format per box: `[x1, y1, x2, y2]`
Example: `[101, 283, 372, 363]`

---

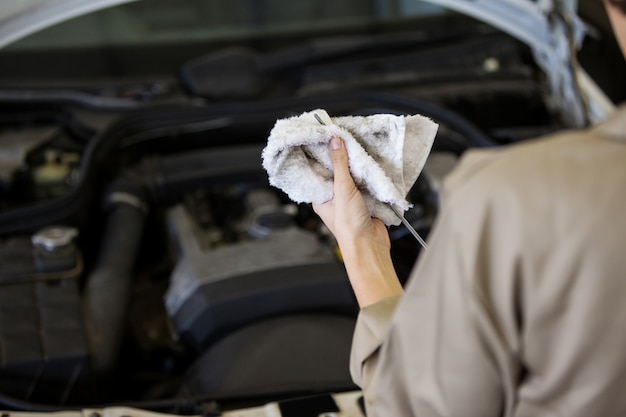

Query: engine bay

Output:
[0, 23, 580, 413]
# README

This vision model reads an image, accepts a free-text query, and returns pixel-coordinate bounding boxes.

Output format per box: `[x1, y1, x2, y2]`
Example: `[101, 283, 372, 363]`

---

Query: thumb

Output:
[329, 136, 355, 194]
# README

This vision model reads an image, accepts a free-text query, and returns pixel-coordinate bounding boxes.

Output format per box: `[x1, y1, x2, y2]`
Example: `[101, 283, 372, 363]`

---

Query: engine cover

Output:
[165, 203, 357, 351]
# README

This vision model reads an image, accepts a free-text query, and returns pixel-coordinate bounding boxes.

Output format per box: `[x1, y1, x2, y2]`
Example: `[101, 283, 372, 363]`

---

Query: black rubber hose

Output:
[0, 91, 494, 235]
[0, 108, 96, 142]
[83, 181, 147, 382]
[144, 144, 267, 202]
[0, 116, 133, 235]
[0, 89, 142, 110]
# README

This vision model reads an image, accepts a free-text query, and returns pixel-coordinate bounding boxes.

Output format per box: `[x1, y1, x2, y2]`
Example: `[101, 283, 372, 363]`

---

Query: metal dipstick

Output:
[314, 113, 327, 125]
[389, 205, 428, 250]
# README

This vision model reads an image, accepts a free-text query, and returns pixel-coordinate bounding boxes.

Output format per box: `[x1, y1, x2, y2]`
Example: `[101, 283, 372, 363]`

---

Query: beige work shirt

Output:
[351, 107, 626, 417]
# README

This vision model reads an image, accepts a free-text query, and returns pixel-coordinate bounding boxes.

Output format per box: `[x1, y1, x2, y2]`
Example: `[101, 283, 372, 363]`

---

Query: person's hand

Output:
[313, 136, 390, 252]
[313, 136, 403, 307]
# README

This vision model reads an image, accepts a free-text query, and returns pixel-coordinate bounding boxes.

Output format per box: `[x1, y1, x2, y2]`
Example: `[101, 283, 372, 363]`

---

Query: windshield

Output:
[6, 0, 447, 51]
[0, 0, 452, 81]
[0, 0, 454, 80]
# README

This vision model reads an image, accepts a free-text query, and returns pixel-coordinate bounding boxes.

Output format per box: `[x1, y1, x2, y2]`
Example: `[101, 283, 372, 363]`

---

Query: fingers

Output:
[329, 136, 356, 197]
[313, 136, 354, 232]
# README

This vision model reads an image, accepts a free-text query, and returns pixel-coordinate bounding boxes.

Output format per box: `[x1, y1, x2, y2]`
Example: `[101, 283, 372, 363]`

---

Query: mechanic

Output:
[313, 1, 626, 416]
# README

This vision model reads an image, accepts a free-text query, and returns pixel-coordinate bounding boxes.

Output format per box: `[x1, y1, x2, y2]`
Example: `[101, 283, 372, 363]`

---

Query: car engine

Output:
[0, 20, 593, 412]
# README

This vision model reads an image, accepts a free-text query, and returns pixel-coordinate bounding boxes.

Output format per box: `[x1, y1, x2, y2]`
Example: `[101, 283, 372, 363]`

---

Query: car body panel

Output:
[0, 0, 136, 50]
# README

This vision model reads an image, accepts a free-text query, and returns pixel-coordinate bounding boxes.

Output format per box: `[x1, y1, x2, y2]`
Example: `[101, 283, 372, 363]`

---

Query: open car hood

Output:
[422, 0, 615, 126]
[0, 0, 615, 125]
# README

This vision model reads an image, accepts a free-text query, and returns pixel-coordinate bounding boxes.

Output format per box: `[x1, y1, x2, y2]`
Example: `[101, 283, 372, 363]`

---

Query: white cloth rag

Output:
[261, 109, 438, 225]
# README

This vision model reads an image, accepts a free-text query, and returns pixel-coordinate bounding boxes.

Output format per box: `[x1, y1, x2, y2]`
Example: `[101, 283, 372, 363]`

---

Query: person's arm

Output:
[315, 138, 513, 416]
[313, 136, 403, 308]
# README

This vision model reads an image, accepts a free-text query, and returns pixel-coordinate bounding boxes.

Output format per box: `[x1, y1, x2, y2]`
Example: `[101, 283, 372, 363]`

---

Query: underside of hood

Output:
[0, 0, 615, 125]
[0, 0, 136, 50]
[422, 0, 614, 126]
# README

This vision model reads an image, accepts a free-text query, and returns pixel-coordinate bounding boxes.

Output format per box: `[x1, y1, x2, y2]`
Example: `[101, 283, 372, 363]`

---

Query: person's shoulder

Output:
[444, 126, 618, 195]
[438, 125, 626, 229]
